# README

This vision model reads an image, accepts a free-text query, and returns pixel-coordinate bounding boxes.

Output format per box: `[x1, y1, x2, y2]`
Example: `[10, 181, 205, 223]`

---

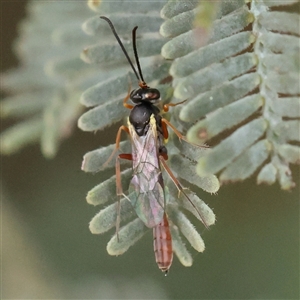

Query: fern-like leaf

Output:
[1, 2, 96, 157]
[161, 0, 300, 190]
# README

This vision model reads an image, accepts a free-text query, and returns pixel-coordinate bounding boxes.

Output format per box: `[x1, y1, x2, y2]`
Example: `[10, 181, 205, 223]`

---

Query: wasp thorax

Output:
[130, 87, 160, 104]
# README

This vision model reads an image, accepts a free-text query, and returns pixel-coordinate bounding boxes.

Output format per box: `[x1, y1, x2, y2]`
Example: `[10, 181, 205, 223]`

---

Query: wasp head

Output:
[130, 87, 160, 104]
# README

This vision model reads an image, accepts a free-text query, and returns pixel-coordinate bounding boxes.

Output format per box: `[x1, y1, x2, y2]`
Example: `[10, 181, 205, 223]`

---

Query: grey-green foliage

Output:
[79, 1, 219, 269]
[1, 1, 97, 158]
[160, 0, 299, 191]
[3, 0, 297, 270]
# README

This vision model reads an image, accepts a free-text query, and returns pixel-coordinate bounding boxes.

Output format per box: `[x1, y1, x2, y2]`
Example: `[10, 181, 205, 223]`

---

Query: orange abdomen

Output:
[153, 213, 173, 274]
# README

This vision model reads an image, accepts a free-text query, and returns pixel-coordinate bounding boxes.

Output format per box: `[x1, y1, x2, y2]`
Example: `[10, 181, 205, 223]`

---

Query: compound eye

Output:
[130, 89, 143, 103]
[144, 88, 160, 102]
[130, 87, 161, 103]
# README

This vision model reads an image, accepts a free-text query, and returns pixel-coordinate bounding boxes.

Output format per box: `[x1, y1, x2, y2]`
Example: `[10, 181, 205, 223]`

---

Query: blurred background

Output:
[1, 1, 299, 299]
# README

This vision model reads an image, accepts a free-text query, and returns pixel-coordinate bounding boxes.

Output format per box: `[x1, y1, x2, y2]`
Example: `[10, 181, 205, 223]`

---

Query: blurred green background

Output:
[1, 2, 299, 299]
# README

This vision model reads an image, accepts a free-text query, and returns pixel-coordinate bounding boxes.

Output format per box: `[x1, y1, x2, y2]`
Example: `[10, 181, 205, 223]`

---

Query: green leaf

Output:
[207, 5, 254, 44]
[160, 7, 198, 38]
[218, 0, 245, 17]
[278, 144, 300, 165]
[45, 57, 91, 80]
[81, 37, 165, 65]
[161, 0, 299, 190]
[41, 90, 83, 158]
[88, 1, 166, 14]
[260, 32, 300, 53]
[266, 71, 300, 95]
[86, 169, 132, 206]
[0, 92, 48, 118]
[269, 156, 296, 190]
[257, 163, 277, 185]
[181, 193, 216, 227]
[263, 0, 299, 6]
[196, 118, 267, 176]
[279, 121, 300, 142]
[1, 1, 95, 156]
[106, 218, 148, 256]
[170, 31, 255, 78]
[161, 30, 197, 59]
[258, 11, 300, 35]
[174, 53, 257, 99]
[167, 182, 216, 228]
[220, 139, 271, 182]
[180, 73, 260, 122]
[89, 196, 135, 234]
[273, 97, 300, 118]
[187, 94, 263, 143]
[168, 205, 205, 253]
[170, 225, 193, 267]
[161, 0, 198, 19]
[78, 97, 128, 131]
[169, 155, 220, 194]
[81, 141, 131, 173]
[83, 14, 163, 36]
[0, 118, 43, 155]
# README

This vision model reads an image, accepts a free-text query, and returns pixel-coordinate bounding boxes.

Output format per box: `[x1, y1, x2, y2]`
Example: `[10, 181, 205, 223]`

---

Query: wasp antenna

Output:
[100, 16, 140, 82]
[132, 26, 146, 85]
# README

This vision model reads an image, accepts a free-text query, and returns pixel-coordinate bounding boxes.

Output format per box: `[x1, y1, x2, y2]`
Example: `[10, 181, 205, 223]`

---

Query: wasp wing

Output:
[128, 114, 165, 228]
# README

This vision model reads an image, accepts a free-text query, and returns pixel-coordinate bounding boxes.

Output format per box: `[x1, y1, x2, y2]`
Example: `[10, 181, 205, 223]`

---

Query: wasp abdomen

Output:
[153, 213, 173, 274]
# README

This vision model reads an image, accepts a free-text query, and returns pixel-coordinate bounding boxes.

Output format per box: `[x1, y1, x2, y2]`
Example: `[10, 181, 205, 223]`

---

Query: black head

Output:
[130, 87, 160, 104]
[129, 103, 152, 136]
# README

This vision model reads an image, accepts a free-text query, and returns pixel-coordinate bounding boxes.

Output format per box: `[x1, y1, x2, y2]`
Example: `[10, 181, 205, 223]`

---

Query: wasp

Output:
[100, 16, 208, 274]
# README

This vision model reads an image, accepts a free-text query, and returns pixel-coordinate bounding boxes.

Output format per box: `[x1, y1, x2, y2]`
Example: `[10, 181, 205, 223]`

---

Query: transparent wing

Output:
[128, 114, 165, 228]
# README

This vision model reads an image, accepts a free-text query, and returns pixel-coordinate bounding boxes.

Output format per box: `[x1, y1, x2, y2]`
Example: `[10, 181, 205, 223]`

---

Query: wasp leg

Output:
[163, 100, 187, 112]
[116, 153, 132, 196]
[123, 84, 134, 110]
[161, 118, 209, 148]
[159, 155, 209, 229]
[102, 124, 130, 241]
[102, 125, 130, 169]
[104, 82, 133, 169]
[161, 118, 169, 140]
[115, 153, 132, 241]
[161, 118, 187, 142]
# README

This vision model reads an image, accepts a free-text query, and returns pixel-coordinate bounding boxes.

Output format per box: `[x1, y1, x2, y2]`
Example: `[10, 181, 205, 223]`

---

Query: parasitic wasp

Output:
[100, 16, 208, 274]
